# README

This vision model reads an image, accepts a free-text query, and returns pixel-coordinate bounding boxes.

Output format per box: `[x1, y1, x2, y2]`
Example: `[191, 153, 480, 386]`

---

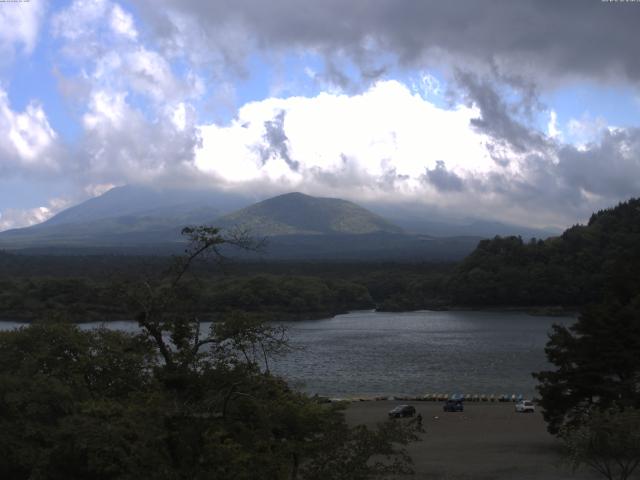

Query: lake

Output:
[0, 310, 574, 398]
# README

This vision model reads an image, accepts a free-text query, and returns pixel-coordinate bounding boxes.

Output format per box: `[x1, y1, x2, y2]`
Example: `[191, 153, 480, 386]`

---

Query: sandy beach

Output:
[346, 401, 599, 480]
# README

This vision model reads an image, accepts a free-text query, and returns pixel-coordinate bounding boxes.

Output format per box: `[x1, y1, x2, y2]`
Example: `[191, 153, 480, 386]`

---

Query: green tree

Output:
[0, 225, 419, 479]
[533, 296, 640, 434]
[301, 420, 417, 480]
[561, 408, 640, 480]
[0, 324, 162, 480]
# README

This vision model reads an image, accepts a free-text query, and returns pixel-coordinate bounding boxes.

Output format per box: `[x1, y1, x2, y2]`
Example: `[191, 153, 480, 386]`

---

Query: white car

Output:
[515, 400, 535, 413]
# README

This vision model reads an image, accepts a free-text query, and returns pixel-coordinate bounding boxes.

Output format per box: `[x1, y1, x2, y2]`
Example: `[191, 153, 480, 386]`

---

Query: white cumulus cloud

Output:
[110, 3, 138, 39]
[0, 89, 59, 172]
[196, 80, 492, 196]
[0, 0, 46, 59]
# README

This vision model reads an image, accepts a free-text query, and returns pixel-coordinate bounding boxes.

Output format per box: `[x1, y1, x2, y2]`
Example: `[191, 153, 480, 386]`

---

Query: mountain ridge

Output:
[218, 192, 404, 236]
[0, 186, 553, 260]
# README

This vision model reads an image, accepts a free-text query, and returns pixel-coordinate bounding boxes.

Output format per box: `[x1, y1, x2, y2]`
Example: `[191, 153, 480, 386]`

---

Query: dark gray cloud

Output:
[557, 128, 640, 199]
[260, 110, 299, 171]
[132, 0, 640, 87]
[418, 70, 640, 224]
[454, 70, 549, 154]
[463, 128, 640, 223]
[424, 161, 465, 192]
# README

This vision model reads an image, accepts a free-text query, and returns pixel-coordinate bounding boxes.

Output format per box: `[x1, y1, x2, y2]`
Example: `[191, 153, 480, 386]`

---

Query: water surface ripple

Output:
[0, 310, 574, 398]
[270, 310, 574, 398]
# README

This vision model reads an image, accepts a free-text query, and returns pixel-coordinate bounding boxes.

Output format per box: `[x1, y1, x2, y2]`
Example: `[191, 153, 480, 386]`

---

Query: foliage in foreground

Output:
[533, 200, 640, 478]
[0, 226, 418, 479]
[561, 408, 640, 480]
[534, 296, 640, 434]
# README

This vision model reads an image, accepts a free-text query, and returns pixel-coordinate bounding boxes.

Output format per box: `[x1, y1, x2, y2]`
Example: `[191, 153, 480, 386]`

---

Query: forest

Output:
[1, 198, 639, 321]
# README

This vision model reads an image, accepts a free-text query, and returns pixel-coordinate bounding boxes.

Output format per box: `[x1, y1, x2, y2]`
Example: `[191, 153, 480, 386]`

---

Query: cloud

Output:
[0, 89, 60, 174]
[566, 114, 609, 146]
[51, 0, 114, 57]
[5, 0, 640, 232]
[45, 1, 205, 186]
[260, 110, 299, 172]
[424, 161, 464, 192]
[0, 197, 70, 232]
[110, 3, 138, 40]
[193, 78, 640, 228]
[52, 1, 204, 105]
[75, 88, 201, 185]
[195, 80, 492, 194]
[557, 128, 640, 199]
[547, 110, 561, 140]
[130, 0, 640, 88]
[0, 1, 205, 216]
[454, 70, 550, 155]
[0, 0, 46, 61]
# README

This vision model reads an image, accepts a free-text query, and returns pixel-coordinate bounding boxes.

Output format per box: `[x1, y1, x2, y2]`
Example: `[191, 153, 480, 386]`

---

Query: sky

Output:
[1, 0, 640, 231]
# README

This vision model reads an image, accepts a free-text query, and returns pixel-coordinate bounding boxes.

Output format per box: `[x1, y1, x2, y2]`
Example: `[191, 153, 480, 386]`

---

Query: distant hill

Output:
[364, 203, 560, 239]
[218, 192, 403, 236]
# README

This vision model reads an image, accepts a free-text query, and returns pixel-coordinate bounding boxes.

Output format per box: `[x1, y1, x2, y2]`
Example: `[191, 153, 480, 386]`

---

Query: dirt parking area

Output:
[345, 401, 598, 480]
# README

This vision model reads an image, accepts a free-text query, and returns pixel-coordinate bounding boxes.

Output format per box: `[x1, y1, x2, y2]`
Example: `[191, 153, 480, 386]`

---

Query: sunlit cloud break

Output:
[0, 0, 640, 231]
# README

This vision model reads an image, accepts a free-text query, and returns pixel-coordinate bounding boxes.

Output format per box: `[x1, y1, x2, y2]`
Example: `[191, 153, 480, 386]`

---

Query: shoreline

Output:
[324, 394, 532, 403]
[376, 304, 579, 317]
[0, 305, 578, 324]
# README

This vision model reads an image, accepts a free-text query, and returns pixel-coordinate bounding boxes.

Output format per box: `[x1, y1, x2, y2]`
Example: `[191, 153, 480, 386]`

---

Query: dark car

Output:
[443, 399, 464, 412]
[388, 405, 416, 418]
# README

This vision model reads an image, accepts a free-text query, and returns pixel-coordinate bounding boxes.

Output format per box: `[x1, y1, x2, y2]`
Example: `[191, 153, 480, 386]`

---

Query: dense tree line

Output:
[0, 275, 374, 322]
[449, 198, 640, 307]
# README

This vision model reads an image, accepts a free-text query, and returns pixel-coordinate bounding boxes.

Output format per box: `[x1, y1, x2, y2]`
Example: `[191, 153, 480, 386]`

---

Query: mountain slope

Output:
[0, 186, 252, 248]
[364, 203, 560, 238]
[40, 185, 249, 227]
[219, 192, 403, 236]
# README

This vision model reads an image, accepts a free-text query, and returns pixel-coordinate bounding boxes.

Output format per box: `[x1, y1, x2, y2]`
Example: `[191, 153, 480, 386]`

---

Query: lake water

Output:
[0, 310, 574, 398]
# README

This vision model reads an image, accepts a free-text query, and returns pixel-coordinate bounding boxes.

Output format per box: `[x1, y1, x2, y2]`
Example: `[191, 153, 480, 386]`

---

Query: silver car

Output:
[515, 400, 535, 413]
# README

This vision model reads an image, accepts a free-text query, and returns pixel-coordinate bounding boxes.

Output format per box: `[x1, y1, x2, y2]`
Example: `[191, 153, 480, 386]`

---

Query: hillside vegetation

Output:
[448, 198, 640, 307]
[219, 192, 403, 235]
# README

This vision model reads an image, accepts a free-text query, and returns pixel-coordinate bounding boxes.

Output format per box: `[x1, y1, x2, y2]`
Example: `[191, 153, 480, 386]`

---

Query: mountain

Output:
[390, 217, 559, 239]
[0, 185, 253, 250]
[0, 188, 483, 260]
[218, 192, 403, 236]
[40, 185, 250, 227]
[364, 203, 560, 239]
